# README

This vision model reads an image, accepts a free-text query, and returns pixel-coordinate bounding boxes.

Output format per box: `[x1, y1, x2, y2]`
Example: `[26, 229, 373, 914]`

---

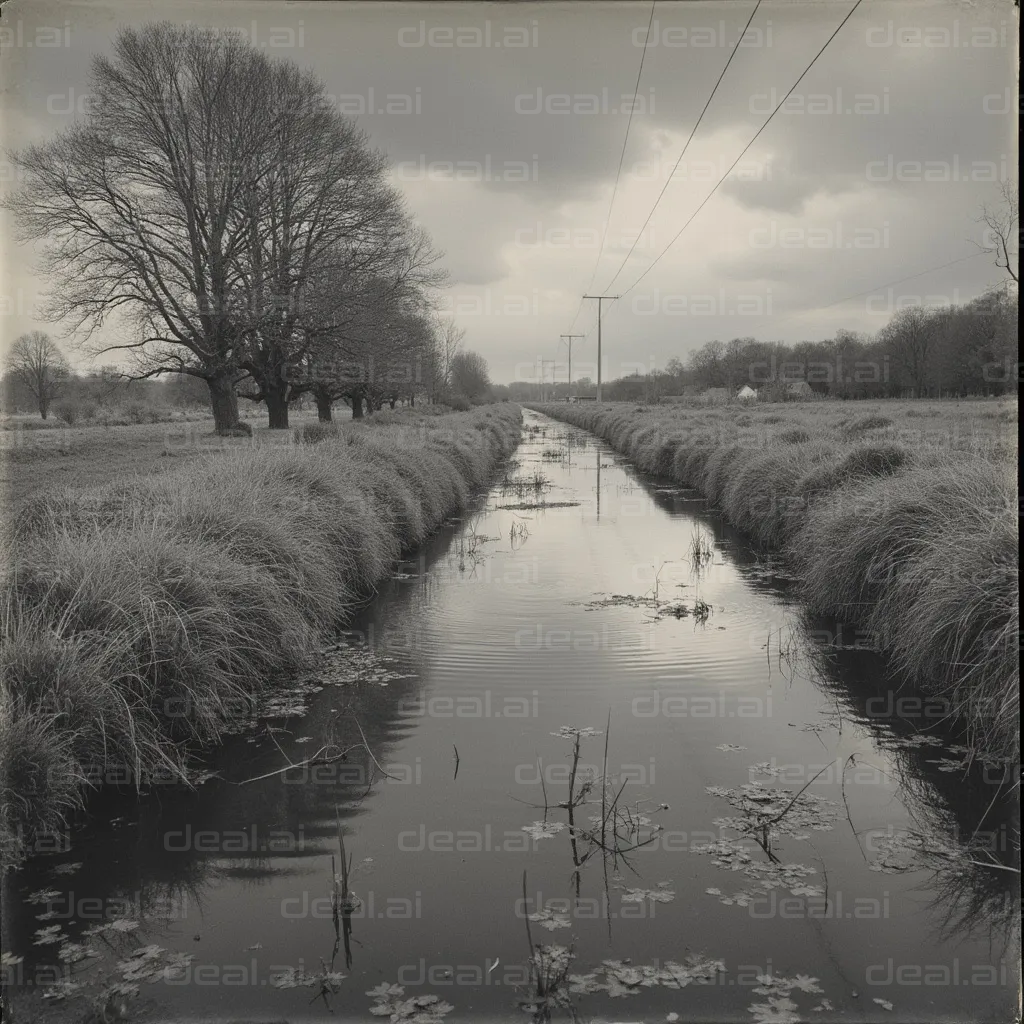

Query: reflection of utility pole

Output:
[560, 334, 584, 400]
[539, 359, 556, 402]
[595, 447, 602, 519]
[582, 295, 619, 402]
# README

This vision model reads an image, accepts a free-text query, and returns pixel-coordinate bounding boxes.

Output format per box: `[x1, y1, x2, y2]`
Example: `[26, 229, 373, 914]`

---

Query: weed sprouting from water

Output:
[689, 528, 715, 569]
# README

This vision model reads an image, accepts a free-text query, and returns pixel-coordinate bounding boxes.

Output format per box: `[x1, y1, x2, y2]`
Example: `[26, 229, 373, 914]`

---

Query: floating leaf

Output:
[620, 885, 675, 904]
[528, 904, 572, 931]
[521, 821, 566, 841]
[49, 862, 82, 876]
[33, 925, 64, 945]
[26, 888, 61, 905]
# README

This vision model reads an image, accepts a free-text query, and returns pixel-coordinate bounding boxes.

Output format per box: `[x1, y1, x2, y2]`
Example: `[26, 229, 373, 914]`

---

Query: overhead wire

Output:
[602, 0, 764, 295]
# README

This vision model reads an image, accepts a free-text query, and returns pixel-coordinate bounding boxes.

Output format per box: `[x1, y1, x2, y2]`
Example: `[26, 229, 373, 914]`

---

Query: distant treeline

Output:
[509, 285, 1018, 402]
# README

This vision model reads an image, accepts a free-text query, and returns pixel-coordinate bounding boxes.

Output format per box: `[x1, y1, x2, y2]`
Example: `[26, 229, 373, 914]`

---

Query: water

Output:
[3, 409, 1018, 1023]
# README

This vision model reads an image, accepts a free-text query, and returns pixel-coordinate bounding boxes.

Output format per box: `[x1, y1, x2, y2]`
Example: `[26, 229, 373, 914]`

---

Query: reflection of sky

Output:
[4, 410, 1018, 1021]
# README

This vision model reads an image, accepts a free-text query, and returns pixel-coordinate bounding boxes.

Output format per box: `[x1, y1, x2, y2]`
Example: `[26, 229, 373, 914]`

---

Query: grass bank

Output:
[532, 400, 1018, 760]
[0, 404, 522, 865]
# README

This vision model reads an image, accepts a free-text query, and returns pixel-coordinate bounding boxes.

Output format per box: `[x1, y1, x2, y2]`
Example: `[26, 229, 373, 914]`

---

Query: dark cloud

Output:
[1, 0, 1016, 381]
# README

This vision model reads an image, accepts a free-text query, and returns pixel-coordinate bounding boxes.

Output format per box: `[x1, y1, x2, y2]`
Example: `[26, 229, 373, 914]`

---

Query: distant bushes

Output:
[0, 404, 522, 864]
[533, 400, 1018, 760]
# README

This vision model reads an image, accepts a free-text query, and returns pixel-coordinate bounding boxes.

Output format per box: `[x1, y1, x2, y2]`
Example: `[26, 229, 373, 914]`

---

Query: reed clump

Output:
[0, 404, 522, 864]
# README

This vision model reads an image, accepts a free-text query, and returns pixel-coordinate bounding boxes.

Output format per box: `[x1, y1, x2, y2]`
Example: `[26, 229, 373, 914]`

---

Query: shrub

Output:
[296, 421, 341, 444]
[54, 399, 99, 426]
[444, 392, 472, 412]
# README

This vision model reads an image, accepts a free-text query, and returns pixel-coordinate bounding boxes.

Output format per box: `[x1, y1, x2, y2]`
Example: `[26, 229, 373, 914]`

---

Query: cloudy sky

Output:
[1, 0, 1017, 383]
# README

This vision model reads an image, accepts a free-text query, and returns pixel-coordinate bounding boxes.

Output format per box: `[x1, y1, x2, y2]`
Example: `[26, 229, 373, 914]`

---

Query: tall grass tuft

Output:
[0, 404, 522, 864]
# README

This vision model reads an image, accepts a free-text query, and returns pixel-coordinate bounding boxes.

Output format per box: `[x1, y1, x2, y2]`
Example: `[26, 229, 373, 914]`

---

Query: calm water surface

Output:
[4, 410, 1018, 1023]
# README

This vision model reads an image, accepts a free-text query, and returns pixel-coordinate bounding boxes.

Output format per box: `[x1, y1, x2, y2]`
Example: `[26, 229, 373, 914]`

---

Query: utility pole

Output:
[560, 334, 584, 400]
[583, 295, 619, 402]
[539, 359, 556, 402]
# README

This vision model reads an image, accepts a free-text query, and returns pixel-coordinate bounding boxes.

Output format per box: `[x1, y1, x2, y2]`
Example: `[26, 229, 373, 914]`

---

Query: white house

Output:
[737, 385, 758, 401]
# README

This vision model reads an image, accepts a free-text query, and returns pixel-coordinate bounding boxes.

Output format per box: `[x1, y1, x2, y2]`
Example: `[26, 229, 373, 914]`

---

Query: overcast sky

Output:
[1, 0, 1018, 383]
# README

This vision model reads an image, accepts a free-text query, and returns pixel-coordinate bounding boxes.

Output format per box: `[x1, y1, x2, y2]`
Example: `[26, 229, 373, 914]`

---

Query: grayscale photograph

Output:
[0, 1, 1019, 1022]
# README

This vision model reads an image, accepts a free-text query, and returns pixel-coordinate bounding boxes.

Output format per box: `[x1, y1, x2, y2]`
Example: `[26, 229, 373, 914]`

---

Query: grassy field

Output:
[0, 405, 352, 507]
[534, 397, 1018, 761]
[0, 403, 522, 864]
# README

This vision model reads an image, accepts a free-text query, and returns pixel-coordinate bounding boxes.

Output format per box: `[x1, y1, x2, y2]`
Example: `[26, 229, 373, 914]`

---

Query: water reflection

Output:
[4, 410, 1017, 1023]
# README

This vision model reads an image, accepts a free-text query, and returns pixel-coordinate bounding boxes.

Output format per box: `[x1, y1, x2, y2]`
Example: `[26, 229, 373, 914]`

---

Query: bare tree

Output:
[232, 63, 433, 429]
[290, 228, 446, 421]
[5, 24, 311, 433]
[5, 331, 69, 419]
[450, 350, 490, 403]
[428, 316, 465, 400]
[974, 182, 1018, 283]
[879, 305, 936, 397]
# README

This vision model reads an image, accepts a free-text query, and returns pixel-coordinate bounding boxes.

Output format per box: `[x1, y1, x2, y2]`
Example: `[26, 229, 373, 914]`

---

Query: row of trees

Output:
[673, 285, 1017, 400]
[2, 327, 497, 421]
[4, 23, 480, 431]
[504, 282, 1017, 405]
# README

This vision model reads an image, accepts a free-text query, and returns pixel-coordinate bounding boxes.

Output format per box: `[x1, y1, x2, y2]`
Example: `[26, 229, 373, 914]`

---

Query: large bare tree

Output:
[4, 23, 439, 433]
[4, 331, 69, 419]
[4, 24, 282, 432]
[231, 62, 429, 428]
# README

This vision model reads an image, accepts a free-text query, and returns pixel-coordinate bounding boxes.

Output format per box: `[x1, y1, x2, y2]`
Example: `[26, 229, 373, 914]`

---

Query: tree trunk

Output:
[315, 392, 333, 422]
[207, 373, 242, 434]
[39, 397, 49, 420]
[265, 383, 289, 429]
[389, 397, 397, 409]
[350, 393, 364, 419]
[410, 393, 415, 407]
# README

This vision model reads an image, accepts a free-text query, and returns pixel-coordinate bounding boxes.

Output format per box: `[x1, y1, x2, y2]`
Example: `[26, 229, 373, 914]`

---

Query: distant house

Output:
[737, 385, 758, 401]
[785, 381, 814, 399]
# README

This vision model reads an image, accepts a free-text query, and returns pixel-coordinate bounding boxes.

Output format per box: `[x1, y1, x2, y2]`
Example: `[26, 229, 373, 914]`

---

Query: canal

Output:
[3, 408, 1018, 1023]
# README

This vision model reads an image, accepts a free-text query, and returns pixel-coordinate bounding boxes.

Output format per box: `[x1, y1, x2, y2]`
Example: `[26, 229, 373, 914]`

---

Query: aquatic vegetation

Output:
[747, 972, 825, 1024]
[367, 982, 454, 1022]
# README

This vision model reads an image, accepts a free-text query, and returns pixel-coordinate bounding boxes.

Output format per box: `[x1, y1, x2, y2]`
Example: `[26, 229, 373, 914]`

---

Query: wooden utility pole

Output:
[539, 359, 556, 402]
[560, 334, 584, 399]
[582, 295, 619, 402]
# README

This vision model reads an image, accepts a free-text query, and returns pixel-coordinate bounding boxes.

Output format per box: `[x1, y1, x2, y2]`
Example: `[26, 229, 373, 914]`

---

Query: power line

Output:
[569, 0, 657, 332]
[618, 0, 865, 301]
[602, 0, 764, 295]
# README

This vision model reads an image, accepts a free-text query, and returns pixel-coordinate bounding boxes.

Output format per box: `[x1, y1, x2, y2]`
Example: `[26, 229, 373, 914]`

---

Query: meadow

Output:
[0, 403, 522, 864]
[534, 397, 1019, 762]
[0, 405, 341, 507]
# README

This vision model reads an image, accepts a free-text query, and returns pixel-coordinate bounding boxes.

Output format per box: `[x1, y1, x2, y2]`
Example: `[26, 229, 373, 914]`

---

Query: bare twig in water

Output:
[235, 715, 398, 784]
